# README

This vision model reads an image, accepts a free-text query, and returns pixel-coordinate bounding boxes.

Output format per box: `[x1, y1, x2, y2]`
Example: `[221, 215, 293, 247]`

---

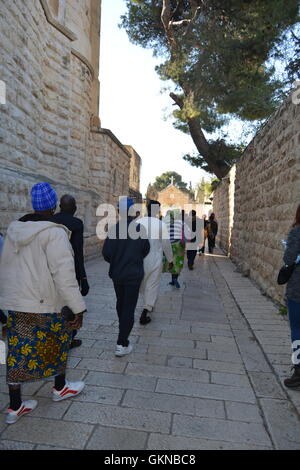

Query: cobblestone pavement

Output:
[1, 251, 300, 450]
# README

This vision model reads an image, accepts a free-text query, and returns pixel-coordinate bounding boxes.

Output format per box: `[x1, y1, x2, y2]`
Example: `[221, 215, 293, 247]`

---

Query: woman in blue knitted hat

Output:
[0, 183, 87, 425]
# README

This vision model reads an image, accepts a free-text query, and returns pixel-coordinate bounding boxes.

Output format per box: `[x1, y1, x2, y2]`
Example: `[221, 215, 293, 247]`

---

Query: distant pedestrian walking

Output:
[283, 204, 300, 389]
[102, 198, 150, 357]
[186, 210, 201, 270]
[139, 201, 174, 325]
[207, 213, 218, 254]
[164, 210, 191, 288]
[0, 183, 87, 425]
[53, 195, 90, 350]
[199, 215, 209, 255]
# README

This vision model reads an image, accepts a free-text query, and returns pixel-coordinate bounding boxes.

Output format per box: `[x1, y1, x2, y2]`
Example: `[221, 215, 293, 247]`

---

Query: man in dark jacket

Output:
[53, 195, 89, 349]
[102, 198, 150, 357]
[207, 213, 218, 254]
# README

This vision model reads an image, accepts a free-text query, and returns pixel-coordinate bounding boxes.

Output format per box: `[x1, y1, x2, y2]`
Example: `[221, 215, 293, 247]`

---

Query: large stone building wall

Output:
[0, 0, 137, 256]
[213, 95, 300, 304]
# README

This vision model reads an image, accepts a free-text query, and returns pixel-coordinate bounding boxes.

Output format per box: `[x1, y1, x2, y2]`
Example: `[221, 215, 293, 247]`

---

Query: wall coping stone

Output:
[91, 128, 132, 161]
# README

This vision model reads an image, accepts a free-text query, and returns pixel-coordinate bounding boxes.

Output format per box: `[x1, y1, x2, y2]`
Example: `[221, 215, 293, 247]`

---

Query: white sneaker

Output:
[52, 381, 85, 402]
[115, 344, 133, 357]
[5, 400, 38, 425]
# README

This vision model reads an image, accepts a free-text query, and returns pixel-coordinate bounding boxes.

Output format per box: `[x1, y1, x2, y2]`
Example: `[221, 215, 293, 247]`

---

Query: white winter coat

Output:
[0, 221, 86, 315]
[139, 217, 174, 311]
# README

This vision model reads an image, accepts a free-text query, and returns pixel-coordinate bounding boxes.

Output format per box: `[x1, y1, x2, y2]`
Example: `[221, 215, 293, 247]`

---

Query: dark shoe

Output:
[70, 339, 82, 350]
[284, 366, 300, 388]
[169, 281, 175, 286]
[140, 310, 152, 325]
[188, 265, 194, 271]
[174, 280, 181, 289]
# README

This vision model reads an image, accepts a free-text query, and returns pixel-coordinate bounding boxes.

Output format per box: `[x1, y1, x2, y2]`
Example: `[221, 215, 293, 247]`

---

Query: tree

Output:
[121, 0, 299, 179]
[146, 183, 158, 201]
[195, 177, 219, 203]
[152, 171, 189, 192]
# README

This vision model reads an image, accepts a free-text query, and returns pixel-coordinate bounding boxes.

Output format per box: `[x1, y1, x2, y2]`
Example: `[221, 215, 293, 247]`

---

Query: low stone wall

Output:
[213, 95, 300, 304]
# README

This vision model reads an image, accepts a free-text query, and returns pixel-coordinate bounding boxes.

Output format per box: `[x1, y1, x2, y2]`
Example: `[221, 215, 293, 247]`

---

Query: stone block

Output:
[156, 379, 256, 403]
[64, 402, 171, 433]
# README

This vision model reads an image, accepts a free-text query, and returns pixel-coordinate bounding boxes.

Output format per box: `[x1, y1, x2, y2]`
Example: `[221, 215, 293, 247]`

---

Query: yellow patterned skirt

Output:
[6, 311, 72, 384]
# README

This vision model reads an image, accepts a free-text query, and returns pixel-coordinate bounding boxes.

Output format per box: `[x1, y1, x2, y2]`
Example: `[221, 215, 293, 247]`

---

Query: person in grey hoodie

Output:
[283, 204, 300, 389]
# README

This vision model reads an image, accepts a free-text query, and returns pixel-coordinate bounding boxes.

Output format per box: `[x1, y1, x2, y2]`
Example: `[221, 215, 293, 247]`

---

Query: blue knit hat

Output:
[31, 183, 58, 212]
[118, 197, 134, 212]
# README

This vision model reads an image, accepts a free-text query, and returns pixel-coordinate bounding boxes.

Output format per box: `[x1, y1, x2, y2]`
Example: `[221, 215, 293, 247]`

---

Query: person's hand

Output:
[80, 278, 90, 297]
[68, 312, 85, 331]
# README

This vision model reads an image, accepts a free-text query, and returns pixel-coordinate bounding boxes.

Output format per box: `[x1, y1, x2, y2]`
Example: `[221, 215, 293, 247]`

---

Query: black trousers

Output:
[0, 310, 7, 325]
[114, 282, 141, 347]
[187, 250, 197, 267]
[208, 236, 216, 254]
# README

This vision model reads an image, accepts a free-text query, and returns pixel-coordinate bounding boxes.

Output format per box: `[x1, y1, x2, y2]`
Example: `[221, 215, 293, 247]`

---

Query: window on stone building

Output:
[47, 0, 66, 23]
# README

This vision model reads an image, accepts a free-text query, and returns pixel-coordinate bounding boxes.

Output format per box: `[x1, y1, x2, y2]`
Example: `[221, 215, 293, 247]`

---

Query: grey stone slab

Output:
[249, 372, 286, 399]
[147, 433, 273, 450]
[210, 336, 236, 345]
[138, 336, 196, 348]
[68, 347, 104, 359]
[162, 329, 233, 341]
[207, 350, 243, 364]
[64, 402, 171, 433]
[93, 340, 148, 353]
[225, 402, 263, 423]
[122, 390, 225, 419]
[172, 415, 272, 446]
[67, 356, 81, 369]
[86, 426, 148, 450]
[147, 345, 207, 359]
[193, 359, 245, 375]
[126, 363, 209, 383]
[233, 333, 272, 373]
[259, 398, 300, 449]
[35, 445, 71, 450]
[156, 379, 256, 403]
[211, 372, 251, 388]
[267, 354, 292, 366]
[72, 385, 124, 405]
[1, 417, 94, 449]
[76, 358, 127, 373]
[167, 356, 193, 368]
[0, 440, 35, 450]
[29, 397, 71, 420]
[0, 392, 9, 411]
[99, 350, 167, 366]
[85, 371, 157, 392]
[191, 322, 231, 331]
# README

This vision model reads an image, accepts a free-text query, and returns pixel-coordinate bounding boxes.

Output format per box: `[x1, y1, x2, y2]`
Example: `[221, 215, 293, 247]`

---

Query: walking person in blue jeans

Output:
[284, 204, 300, 388]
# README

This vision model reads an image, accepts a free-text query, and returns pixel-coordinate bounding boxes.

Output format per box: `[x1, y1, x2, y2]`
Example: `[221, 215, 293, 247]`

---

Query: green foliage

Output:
[152, 171, 189, 192]
[279, 305, 288, 316]
[195, 177, 220, 202]
[121, 0, 300, 173]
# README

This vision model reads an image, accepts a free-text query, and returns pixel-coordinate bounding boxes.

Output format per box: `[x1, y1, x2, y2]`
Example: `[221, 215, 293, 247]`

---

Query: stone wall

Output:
[212, 166, 236, 254]
[0, 0, 136, 257]
[213, 95, 300, 304]
[125, 145, 142, 201]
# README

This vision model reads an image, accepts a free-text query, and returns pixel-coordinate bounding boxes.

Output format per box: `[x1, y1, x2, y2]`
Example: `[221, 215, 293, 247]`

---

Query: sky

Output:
[99, 0, 209, 196]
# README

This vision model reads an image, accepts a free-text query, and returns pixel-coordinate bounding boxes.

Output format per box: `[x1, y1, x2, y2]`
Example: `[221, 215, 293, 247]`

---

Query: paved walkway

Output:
[1, 250, 300, 450]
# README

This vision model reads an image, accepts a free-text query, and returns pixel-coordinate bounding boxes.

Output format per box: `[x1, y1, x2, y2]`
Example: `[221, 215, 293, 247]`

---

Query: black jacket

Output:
[53, 211, 86, 282]
[284, 226, 300, 303]
[102, 217, 150, 285]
